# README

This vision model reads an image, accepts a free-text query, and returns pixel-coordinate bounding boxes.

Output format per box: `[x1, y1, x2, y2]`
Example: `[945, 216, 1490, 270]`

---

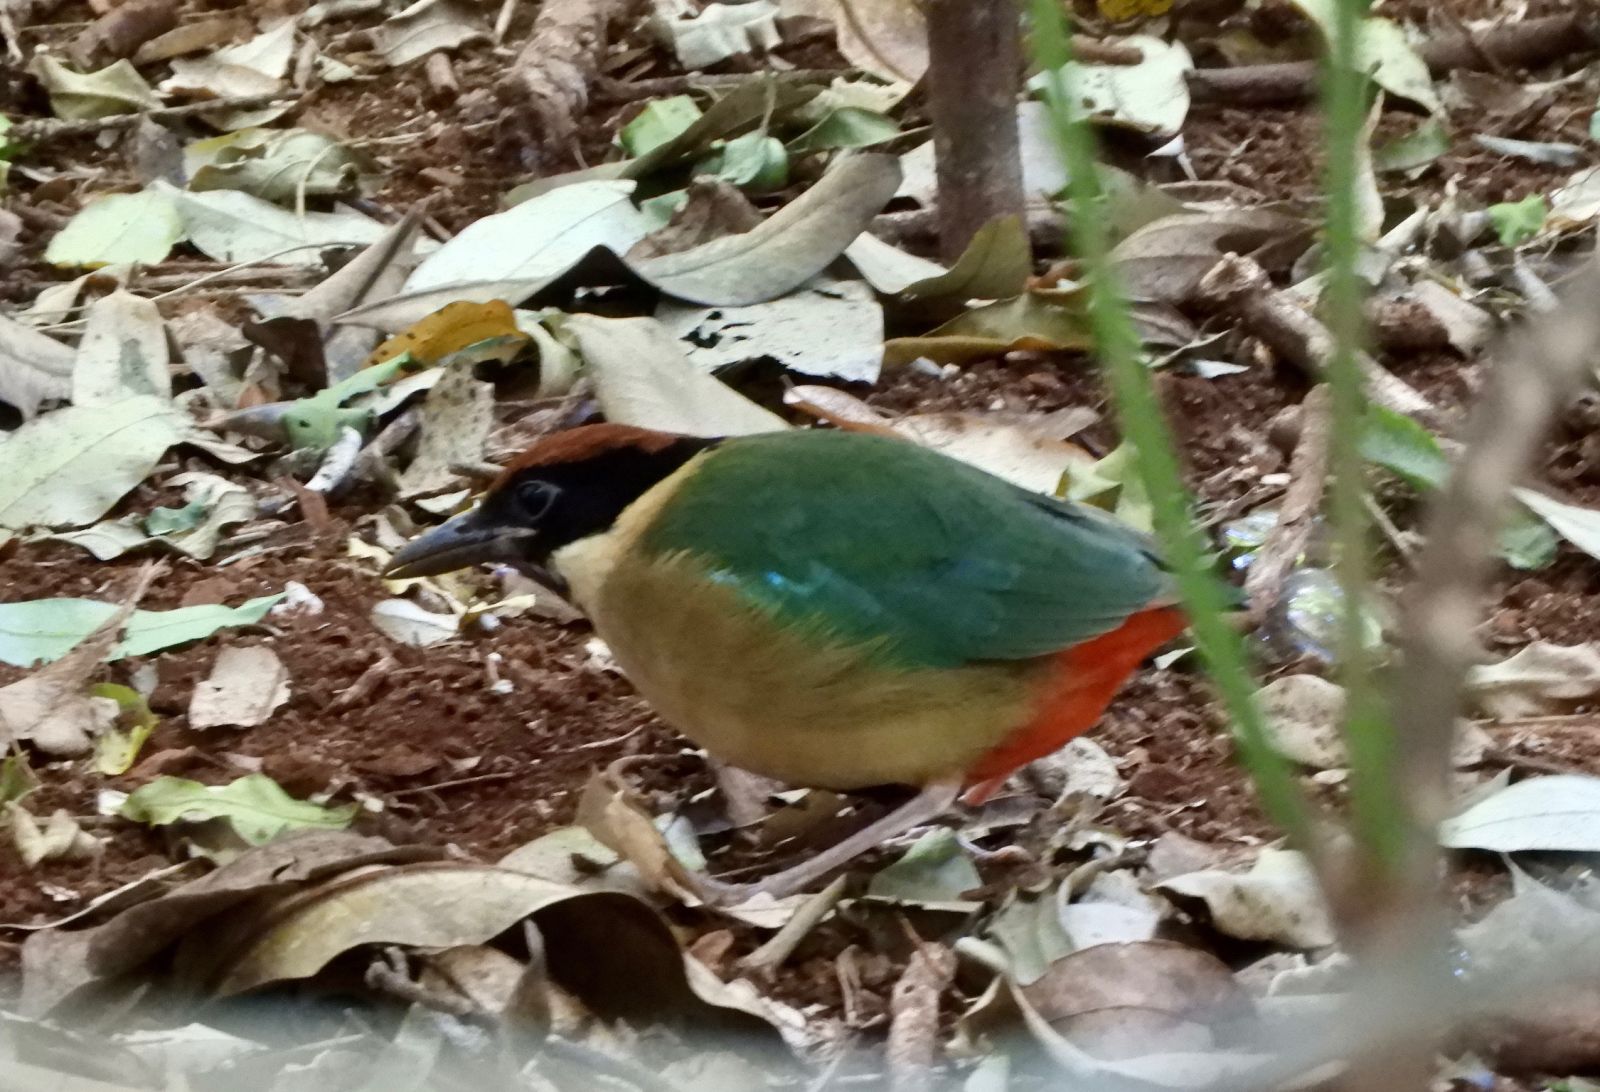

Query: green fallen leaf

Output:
[0, 753, 38, 807]
[1487, 194, 1548, 246]
[696, 130, 789, 192]
[620, 96, 703, 157]
[1359, 405, 1449, 491]
[1374, 118, 1450, 173]
[91, 683, 157, 775]
[44, 189, 184, 268]
[0, 593, 283, 668]
[866, 827, 982, 909]
[788, 106, 901, 154]
[188, 129, 369, 205]
[27, 56, 161, 120]
[120, 773, 356, 845]
[1362, 406, 1556, 569]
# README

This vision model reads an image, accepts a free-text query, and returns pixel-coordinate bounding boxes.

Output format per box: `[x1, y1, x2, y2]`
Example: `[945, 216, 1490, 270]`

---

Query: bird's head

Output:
[384, 424, 714, 582]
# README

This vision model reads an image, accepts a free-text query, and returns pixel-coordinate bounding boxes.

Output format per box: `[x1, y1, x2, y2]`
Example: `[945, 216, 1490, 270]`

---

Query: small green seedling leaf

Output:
[697, 130, 789, 192]
[788, 107, 901, 154]
[120, 773, 356, 845]
[1359, 405, 1449, 491]
[621, 96, 704, 157]
[91, 683, 157, 775]
[1487, 194, 1548, 246]
[0, 753, 38, 807]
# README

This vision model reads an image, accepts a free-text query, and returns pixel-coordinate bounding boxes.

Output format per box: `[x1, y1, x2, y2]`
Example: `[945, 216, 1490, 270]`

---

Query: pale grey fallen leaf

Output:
[561, 314, 787, 437]
[161, 183, 389, 265]
[73, 290, 171, 406]
[1030, 36, 1194, 137]
[653, 1, 780, 70]
[1284, 0, 1441, 113]
[373, 0, 489, 67]
[397, 368, 493, 498]
[1409, 279, 1494, 355]
[899, 101, 1069, 207]
[43, 189, 184, 269]
[401, 179, 647, 297]
[1159, 848, 1336, 948]
[843, 232, 947, 294]
[1028, 737, 1124, 801]
[1468, 640, 1600, 720]
[188, 646, 291, 730]
[657, 275, 883, 383]
[1552, 166, 1600, 227]
[1441, 774, 1600, 853]
[0, 313, 73, 418]
[0, 396, 185, 531]
[631, 152, 900, 306]
[370, 599, 459, 647]
[1456, 866, 1600, 1073]
[1473, 134, 1585, 167]
[778, 0, 926, 83]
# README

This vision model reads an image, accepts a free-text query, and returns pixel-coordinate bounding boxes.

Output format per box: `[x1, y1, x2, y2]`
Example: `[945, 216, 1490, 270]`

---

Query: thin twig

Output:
[12, 92, 297, 141]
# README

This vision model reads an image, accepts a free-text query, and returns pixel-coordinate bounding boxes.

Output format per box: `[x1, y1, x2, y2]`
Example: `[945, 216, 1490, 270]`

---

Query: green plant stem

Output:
[1026, 0, 1316, 849]
[1319, 0, 1401, 867]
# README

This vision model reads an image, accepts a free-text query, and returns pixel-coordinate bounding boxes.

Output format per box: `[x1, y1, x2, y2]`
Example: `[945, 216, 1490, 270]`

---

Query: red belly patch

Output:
[960, 605, 1188, 805]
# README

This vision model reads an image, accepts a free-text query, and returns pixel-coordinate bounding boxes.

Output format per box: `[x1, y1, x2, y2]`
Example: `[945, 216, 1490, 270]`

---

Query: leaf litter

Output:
[0, 0, 1596, 1088]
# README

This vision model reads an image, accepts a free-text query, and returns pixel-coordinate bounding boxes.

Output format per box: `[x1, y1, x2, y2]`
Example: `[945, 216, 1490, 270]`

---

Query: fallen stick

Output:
[886, 942, 957, 1092]
[593, 68, 858, 102]
[1245, 385, 1332, 625]
[1188, 13, 1600, 106]
[495, 0, 646, 169]
[12, 93, 296, 142]
[1197, 253, 1441, 428]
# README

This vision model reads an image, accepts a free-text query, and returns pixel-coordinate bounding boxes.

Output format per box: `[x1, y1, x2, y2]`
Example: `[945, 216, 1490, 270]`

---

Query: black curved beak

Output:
[385, 509, 527, 579]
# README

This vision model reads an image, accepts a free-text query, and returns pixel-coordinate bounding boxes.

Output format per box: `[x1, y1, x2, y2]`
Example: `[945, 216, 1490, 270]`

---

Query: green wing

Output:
[639, 431, 1172, 670]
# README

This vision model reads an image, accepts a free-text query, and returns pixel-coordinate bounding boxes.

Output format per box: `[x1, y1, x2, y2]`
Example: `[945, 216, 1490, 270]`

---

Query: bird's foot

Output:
[687, 777, 963, 909]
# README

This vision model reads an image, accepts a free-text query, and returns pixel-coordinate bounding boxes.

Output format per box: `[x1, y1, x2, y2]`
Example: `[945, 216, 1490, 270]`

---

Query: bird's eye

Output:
[516, 481, 560, 520]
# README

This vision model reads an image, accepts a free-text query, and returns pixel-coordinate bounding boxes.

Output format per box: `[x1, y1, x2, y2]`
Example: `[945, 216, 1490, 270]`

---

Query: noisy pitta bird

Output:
[387, 424, 1184, 900]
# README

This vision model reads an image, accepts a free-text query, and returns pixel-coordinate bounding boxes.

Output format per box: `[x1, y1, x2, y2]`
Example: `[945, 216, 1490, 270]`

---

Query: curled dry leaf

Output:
[19, 831, 447, 1016]
[1158, 848, 1336, 949]
[1468, 640, 1600, 720]
[0, 314, 73, 419]
[1111, 208, 1308, 306]
[1023, 940, 1249, 1028]
[11, 806, 101, 868]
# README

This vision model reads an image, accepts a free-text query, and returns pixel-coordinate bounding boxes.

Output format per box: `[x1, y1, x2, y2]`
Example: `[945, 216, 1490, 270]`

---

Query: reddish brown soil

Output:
[0, 0, 1598, 1071]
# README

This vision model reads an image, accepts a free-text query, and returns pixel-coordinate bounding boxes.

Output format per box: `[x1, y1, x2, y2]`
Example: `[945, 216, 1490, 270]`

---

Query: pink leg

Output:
[693, 777, 963, 906]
